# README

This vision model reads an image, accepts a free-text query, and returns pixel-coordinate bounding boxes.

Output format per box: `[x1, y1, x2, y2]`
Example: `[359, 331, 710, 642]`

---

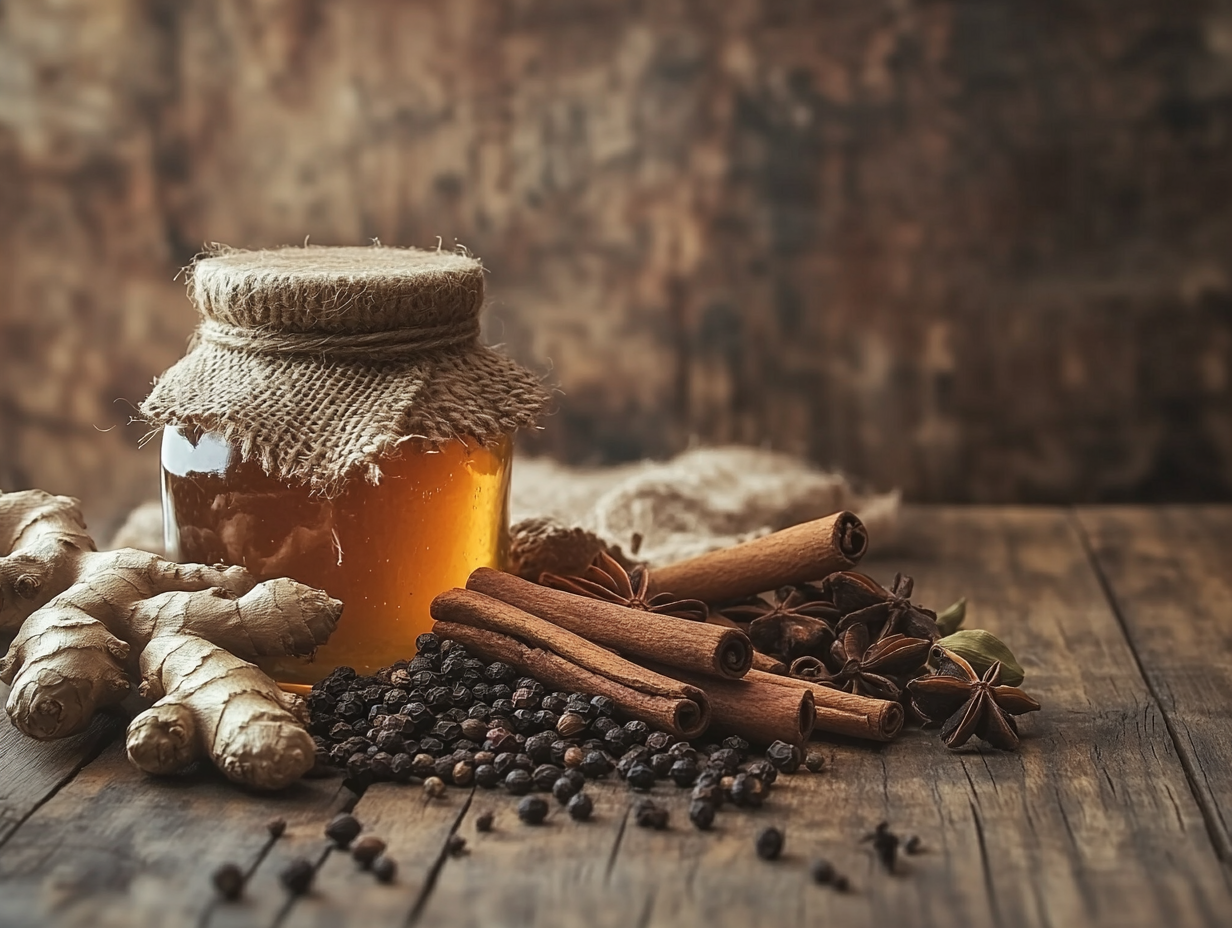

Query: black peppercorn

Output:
[541, 693, 569, 715]
[864, 821, 900, 872]
[484, 660, 514, 683]
[486, 728, 519, 754]
[325, 813, 362, 849]
[504, 769, 533, 795]
[351, 836, 387, 869]
[416, 632, 441, 652]
[493, 752, 517, 776]
[745, 760, 777, 785]
[446, 835, 468, 857]
[766, 740, 802, 774]
[419, 736, 445, 756]
[567, 792, 594, 821]
[669, 758, 699, 787]
[433, 756, 456, 783]
[833, 875, 850, 892]
[688, 801, 715, 831]
[590, 695, 615, 717]
[667, 741, 697, 759]
[592, 716, 618, 736]
[721, 735, 749, 754]
[634, 800, 669, 830]
[552, 776, 580, 804]
[644, 731, 674, 753]
[729, 773, 766, 808]
[616, 746, 650, 778]
[604, 727, 634, 754]
[513, 752, 534, 772]
[476, 810, 495, 832]
[649, 753, 674, 778]
[525, 731, 557, 764]
[532, 763, 563, 791]
[706, 748, 741, 774]
[460, 718, 488, 742]
[580, 750, 612, 778]
[410, 753, 437, 778]
[623, 720, 650, 744]
[475, 764, 500, 788]
[755, 826, 784, 861]
[279, 857, 315, 895]
[810, 859, 835, 885]
[266, 817, 287, 838]
[627, 763, 657, 791]
[905, 835, 923, 855]
[371, 855, 397, 884]
[211, 862, 244, 901]
[517, 796, 549, 825]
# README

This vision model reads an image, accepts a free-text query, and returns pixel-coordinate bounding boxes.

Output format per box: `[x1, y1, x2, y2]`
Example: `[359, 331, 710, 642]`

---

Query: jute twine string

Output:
[141, 245, 550, 494]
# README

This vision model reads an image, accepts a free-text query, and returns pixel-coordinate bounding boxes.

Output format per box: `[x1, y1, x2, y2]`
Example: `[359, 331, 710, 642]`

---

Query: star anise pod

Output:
[833, 572, 939, 643]
[906, 647, 1041, 751]
[541, 550, 710, 622]
[792, 624, 930, 701]
[716, 586, 838, 661]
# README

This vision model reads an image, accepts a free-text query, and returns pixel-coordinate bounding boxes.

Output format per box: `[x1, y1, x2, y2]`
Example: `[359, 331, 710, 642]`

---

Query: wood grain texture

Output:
[3, 1, 1232, 527]
[1076, 505, 1232, 861]
[0, 741, 355, 928]
[0, 696, 120, 846]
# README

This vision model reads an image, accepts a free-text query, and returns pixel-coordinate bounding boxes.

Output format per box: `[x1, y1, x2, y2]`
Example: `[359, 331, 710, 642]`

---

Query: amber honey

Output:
[161, 426, 511, 686]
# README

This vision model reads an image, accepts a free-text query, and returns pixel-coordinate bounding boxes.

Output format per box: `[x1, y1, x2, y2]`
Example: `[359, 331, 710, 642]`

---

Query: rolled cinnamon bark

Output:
[750, 651, 788, 675]
[753, 670, 903, 742]
[647, 511, 868, 604]
[466, 568, 752, 680]
[666, 667, 816, 747]
[431, 590, 711, 739]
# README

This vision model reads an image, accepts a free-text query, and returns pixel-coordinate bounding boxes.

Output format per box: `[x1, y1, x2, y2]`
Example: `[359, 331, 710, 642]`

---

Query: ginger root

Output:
[1, 489, 342, 789]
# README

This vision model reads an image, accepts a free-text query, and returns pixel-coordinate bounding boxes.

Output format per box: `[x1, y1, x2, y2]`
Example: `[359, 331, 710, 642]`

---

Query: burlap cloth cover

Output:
[140, 245, 550, 493]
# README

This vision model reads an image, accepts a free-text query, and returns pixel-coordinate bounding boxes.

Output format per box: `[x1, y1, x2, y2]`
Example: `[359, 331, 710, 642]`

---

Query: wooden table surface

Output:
[1, 507, 1230, 928]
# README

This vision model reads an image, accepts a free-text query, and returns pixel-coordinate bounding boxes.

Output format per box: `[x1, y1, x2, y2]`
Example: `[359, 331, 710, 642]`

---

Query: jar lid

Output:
[141, 245, 550, 493]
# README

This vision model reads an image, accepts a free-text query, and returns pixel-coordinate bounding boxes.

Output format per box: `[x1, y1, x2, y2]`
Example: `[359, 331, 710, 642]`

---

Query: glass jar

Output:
[161, 426, 512, 687]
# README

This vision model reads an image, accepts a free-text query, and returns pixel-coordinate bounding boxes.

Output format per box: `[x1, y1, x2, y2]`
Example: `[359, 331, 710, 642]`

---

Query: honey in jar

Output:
[142, 245, 548, 686]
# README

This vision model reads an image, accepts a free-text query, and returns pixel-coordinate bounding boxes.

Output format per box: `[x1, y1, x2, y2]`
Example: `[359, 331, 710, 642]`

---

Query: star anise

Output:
[541, 550, 710, 622]
[906, 647, 1041, 751]
[716, 586, 838, 662]
[791, 624, 930, 701]
[833, 572, 939, 643]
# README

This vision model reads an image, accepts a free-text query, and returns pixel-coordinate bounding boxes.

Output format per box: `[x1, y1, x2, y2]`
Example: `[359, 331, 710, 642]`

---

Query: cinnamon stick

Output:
[753, 670, 903, 742]
[665, 667, 816, 747]
[750, 651, 788, 675]
[647, 511, 868, 603]
[431, 589, 710, 739]
[466, 568, 752, 680]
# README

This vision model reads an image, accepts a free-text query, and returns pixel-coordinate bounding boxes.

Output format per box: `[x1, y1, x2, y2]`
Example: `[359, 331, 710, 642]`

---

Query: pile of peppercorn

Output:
[306, 633, 819, 825]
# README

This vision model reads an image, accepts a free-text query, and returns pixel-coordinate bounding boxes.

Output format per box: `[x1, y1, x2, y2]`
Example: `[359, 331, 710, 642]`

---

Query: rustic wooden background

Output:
[2, 0, 1231, 533]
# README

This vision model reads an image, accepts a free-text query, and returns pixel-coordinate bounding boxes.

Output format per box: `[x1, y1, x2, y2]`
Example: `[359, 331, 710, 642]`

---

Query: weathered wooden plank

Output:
[0, 740, 354, 928]
[409, 508, 1232, 928]
[0, 688, 120, 847]
[279, 784, 472, 928]
[1076, 505, 1232, 862]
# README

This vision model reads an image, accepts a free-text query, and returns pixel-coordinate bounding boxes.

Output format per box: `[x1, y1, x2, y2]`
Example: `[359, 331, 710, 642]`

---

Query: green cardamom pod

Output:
[935, 597, 967, 636]
[936, 629, 1025, 686]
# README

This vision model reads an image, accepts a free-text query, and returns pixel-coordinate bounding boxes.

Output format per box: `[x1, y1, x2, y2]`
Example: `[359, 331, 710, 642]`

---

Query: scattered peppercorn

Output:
[810, 859, 835, 885]
[266, 818, 287, 839]
[211, 862, 244, 901]
[324, 813, 362, 849]
[567, 792, 594, 822]
[688, 801, 715, 831]
[634, 800, 669, 830]
[518, 796, 549, 825]
[351, 835, 387, 869]
[627, 763, 656, 791]
[552, 776, 580, 803]
[755, 826, 784, 861]
[765, 740, 802, 774]
[372, 856, 397, 884]
[476, 810, 495, 832]
[864, 821, 900, 872]
[504, 769, 533, 795]
[446, 834, 468, 856]
[804, 751, 826, 773]
[905, 835, 923, 855]
[424, 776, 446, 799]
[279, 857, 315, 896]
[833, 875, 851, 892]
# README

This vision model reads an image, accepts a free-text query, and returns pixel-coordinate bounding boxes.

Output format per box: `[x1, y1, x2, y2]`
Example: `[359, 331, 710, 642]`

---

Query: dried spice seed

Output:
[905, 835, 923, 855]
[563, 746, 585, 768]
[765, 740, 802, 774]
[728, 773, 766, 808]
[833, 875, 851, 892]
[475, 764, 500, 788]
[804, 751, 825, 773]
[266, 818, 287, 838]
[352, 836, 387, 869]
[755, 827, 784, 861]
[627, 763, 657, 791]
[518, 796, 549, 825]
[211, 862, 244, 901]
[280, 857, 315, 895]
[533, 763, 564, 791]
[372, 856, 398, 884]
[864, 821, 900, 872]
[669, 758, 699, 787]
[552, 776, 580, 804]
[452, 761, 475, 786]
[634, 800, 669, 830]
[649, 753, 674, 778]
[907, 649, 1041, 751]
[424, 776, 446, 799]
[580, 751, 612, 778]
[810, 859, 835, 884]
[476, 810, 495, 832]
[446, 835, 468, 857]
[745, 760, 777, 785]
[504, 769, 533, 795]
[567, 792, 594, 821]
[688, 801, 715, 831]
[325, 813, 362, 848]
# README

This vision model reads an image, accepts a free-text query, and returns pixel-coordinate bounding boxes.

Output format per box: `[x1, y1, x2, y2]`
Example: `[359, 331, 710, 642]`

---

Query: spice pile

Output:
[307, 633, 813, 821]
